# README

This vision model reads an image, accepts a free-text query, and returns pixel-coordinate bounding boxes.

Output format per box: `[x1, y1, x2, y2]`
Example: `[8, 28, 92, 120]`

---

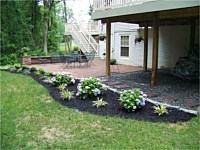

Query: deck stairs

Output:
[67, 23, 99, 56]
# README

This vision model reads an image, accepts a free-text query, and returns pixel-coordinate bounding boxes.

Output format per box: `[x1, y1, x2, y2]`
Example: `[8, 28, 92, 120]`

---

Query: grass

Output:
[58, 42, 78, 53]
[1, 71, 200, 149]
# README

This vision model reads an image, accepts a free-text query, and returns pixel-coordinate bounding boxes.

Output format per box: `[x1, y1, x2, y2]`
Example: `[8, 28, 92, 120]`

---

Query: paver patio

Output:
[29, 59, 143, 78]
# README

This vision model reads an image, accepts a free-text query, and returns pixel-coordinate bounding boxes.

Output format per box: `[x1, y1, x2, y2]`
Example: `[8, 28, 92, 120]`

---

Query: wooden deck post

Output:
[143, 24, 148, 71]
[70, 35, 72, 52]
[106, 21, 111, 77]
[189, 19, 195, 55]
[151, 14, 159, 86]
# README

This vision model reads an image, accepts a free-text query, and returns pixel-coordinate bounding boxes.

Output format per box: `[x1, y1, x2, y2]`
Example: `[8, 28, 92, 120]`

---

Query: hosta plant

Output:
[34, 71, 41, 76]
[58, 84, 66, 91]
[45, 72, 53, 77]
[61, 90, 74, 100]
[51, 72, 75, 86]
[9, 67, 17, 72]
[17, 67, 23, 73]
[76, 77, 107, 99]
[38, 68, 45, 74]
[119, 88, 147, 112]
[30, 67, 37, 72]
[153, 104, 168, 116]
[92, 97, 108, 108]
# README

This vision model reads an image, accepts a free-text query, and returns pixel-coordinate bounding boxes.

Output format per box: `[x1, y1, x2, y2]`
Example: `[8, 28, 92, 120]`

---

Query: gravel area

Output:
[100, 69, 199, 111]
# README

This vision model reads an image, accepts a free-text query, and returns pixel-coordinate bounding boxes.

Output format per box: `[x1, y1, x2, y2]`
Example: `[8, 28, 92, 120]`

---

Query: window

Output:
[120, 35, 129, 57]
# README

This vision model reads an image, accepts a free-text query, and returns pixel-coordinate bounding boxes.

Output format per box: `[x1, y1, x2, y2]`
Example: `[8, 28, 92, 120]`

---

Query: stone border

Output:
[99, 80, 198, 115]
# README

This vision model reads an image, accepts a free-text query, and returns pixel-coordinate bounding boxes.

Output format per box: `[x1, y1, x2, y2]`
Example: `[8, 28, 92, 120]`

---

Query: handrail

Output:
[93, 0, 157, 11]
[71, 23, 89, 52]
[79, 25, 98, 54]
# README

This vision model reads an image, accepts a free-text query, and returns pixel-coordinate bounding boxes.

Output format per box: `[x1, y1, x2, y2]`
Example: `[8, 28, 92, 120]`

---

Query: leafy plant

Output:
[119, 88, 146, 112]
[21, 46, 30, 53]
[52, 73, 75, 86]
[9, 67, 17, 72]
[92, 97, 108, 108]
[58, 84, 66, 91]
[153, 104, 168, 116]
[110, 59, 116, 65]
[45, 72, 53, 77]
[61, 90, 74, 100]
[76, 77, 107, 99]
[30, 67, 37, 72]
[17, 68, 23, 73]
[38, 68, 45, 74]
[34, 71, 41, 76]
[22, 69, 30, 75]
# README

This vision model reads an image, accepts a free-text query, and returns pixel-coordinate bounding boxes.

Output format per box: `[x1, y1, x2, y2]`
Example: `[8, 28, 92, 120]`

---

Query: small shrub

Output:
[58, 84, 66, 91]
[153, 104, 168, 116]
[9, 67, 17, 72]
[17, 68, 23, 73]
[45, 72, 53, 77]
[52, 73, 75, 86]
[30, 67, 37, 72]
[61, 90, 74, 100]
[38, 68, 45, 74]
[110, 59, 116, 65]
[76, 77, 107, 99]
[22, 69, 30, 75]
[34, 71, 41, 76]
[14, 64, 22, 69]
[92, 97, 108, 108]
[119, 88, 146, 112]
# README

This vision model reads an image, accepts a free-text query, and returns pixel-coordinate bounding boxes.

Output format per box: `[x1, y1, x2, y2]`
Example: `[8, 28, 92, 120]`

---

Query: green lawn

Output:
[58, 42, 78, 53]
[1, 71, 199, 149]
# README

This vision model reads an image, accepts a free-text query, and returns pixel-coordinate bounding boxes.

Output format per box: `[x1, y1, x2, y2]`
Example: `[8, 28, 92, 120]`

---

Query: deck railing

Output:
[93, 0, 158, 10]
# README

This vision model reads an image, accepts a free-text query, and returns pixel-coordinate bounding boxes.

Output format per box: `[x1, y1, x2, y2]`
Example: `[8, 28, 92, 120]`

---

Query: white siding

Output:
[112, 25, 192, 68]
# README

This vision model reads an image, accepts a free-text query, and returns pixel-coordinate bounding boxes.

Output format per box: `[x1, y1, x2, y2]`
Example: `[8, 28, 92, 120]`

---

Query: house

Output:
[92, 0, 199, 86]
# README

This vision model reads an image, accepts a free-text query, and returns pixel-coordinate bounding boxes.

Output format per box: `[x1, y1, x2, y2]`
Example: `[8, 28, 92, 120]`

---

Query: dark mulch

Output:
[26, 72, 196, 123]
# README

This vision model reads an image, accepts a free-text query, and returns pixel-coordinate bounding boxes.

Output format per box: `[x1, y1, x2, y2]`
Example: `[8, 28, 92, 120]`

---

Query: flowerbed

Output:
[4, 66, 196, 123]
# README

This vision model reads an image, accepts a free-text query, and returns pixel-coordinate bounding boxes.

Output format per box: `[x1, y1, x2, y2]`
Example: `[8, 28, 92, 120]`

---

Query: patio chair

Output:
[65, 55, 76, 68]
[85, 51, 96, 66]
[78, 55, 89, 67]
[38, 56, 48, 64]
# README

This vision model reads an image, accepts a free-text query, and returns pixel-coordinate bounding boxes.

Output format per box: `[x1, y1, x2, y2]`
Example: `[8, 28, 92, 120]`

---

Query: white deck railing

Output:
[93, 0, 158, 10]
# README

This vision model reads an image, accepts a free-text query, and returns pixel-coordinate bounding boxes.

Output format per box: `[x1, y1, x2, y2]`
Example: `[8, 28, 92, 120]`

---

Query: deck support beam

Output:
[106, 21, 111, 77]
[189, 19, 195, 55]
[151, 14, 159, 86]
[143, 24, 148, 71]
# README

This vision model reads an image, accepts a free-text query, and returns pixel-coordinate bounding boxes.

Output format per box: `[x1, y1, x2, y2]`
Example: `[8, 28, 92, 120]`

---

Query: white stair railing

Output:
[71, 23, 89, 53]
[79, 25, 99, 55]
[67, 23, 99, 55]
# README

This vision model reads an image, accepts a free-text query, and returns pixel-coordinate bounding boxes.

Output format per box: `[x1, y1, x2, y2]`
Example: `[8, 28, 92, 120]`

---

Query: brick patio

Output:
[29, 59, 143, 78]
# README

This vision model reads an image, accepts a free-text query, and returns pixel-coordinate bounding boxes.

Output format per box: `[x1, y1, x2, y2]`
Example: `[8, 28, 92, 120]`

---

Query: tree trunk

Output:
[43, 0, 48, 54]
[63, 0, 67, 53]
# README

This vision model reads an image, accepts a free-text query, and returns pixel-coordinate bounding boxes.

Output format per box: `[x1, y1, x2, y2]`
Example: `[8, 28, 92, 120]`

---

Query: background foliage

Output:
[0, 0, 74, 65]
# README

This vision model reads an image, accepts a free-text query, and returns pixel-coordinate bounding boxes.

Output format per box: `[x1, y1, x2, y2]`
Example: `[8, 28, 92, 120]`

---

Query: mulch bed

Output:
[28, 73, 196, 123]
[3, 70, 196, 123]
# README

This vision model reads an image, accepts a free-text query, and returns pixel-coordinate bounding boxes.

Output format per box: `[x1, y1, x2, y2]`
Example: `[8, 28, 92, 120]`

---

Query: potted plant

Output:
[21, 46, 30, 56]
[99, 34, 106, 41]
[134, 35, 144, 45]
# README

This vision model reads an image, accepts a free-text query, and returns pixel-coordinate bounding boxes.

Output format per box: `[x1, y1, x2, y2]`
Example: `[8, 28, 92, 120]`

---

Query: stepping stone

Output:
[105, 81, 121, 86]
[114, 84, 130, 89]
[145, 92, 160, 98]
[163, 97, 178, 102]
[184, 99, 199, 107]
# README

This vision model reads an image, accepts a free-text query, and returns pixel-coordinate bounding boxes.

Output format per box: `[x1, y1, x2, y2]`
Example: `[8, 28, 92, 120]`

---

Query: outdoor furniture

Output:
[78, 55, 89, 67]
[38, 56, 48, 64]
[50, 52, 64, 63]
[85, 51, 96, 66]
[65, 55, 76, 68]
